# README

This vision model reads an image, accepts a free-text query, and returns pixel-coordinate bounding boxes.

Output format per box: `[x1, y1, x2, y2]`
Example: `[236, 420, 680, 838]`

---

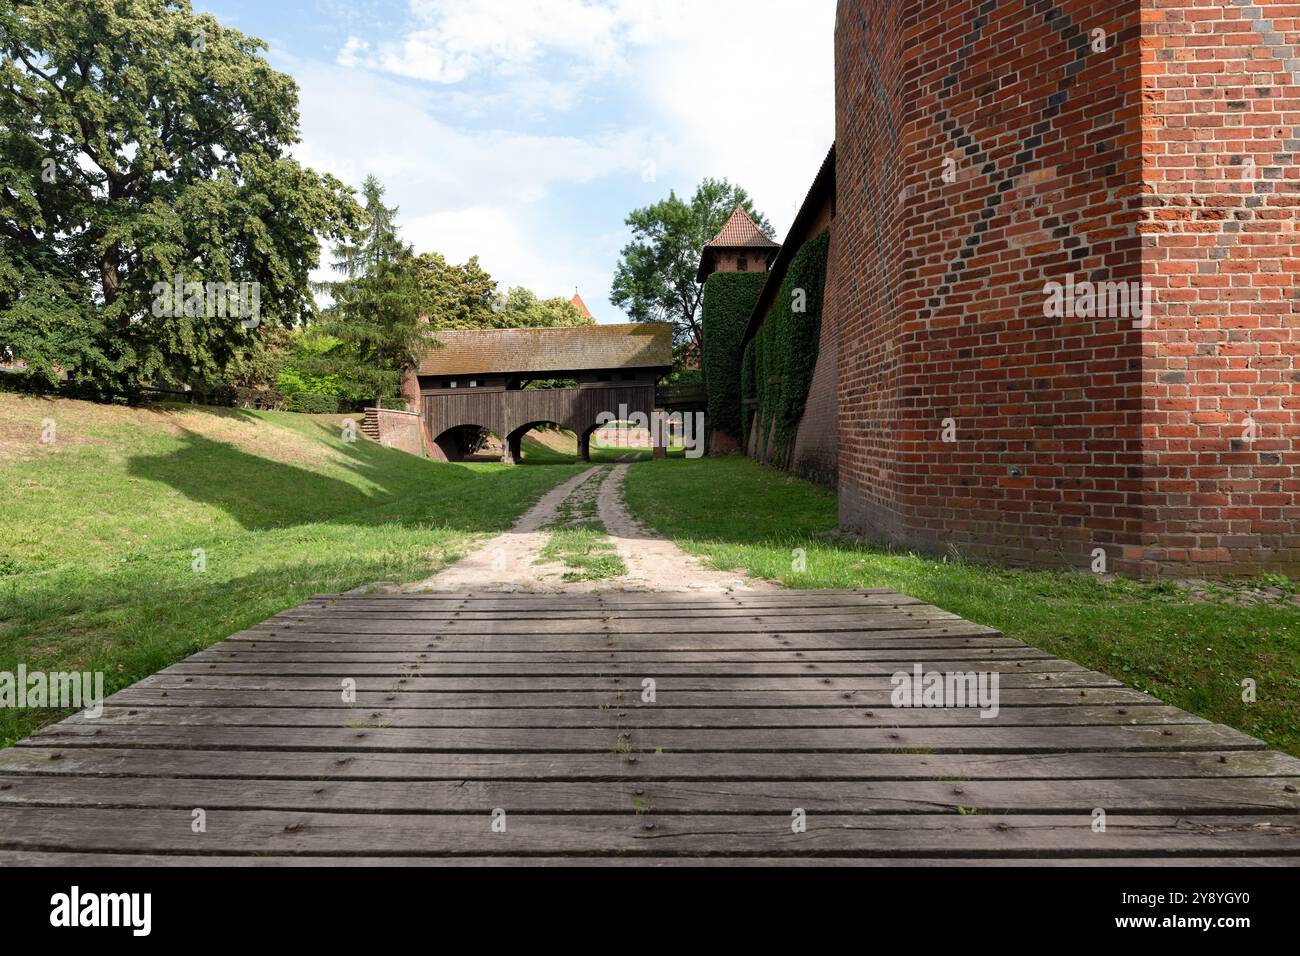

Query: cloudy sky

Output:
[197, 0, 835, 322]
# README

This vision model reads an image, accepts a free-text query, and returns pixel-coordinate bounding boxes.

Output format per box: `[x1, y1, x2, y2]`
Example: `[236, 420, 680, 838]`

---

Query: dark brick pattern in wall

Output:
[834, 0, 1299, 576]
[835, 0, 1150, 570]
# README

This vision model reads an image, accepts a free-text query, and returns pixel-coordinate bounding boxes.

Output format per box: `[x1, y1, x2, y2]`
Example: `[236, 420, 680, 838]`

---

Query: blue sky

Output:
[195, 0, 835, 322]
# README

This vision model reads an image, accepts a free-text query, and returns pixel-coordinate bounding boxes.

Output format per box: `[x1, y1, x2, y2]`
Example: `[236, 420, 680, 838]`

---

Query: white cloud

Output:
[629, 0, 836, 232]
[339, 0, 689, 109]
[292, 1, 835, 320]
[385, 0, 684, 80]
[290, 59, 649, 206]
[287, 59, 643, 308]
[342, 0, 837, 231]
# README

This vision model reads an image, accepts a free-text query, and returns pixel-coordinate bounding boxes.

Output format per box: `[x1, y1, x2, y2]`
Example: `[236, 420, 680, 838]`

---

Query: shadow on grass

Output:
[1, 414, 588, 745]
[125, 421, 488, 532]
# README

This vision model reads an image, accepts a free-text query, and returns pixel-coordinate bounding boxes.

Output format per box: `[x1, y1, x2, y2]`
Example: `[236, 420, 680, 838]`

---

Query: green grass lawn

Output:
[623, 456, 1300, 757]
[0, 394, 582, 746]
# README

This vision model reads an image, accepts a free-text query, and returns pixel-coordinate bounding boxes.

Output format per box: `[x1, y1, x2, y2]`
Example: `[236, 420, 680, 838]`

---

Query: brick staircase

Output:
[360, 408, 381, 442]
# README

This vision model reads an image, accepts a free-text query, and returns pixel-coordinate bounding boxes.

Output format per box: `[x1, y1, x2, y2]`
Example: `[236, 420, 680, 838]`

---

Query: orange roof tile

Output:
[417, 323, 673, 377]
[706, 206, 780, 250]
[570, 291, 593, 319]
[697, 205, 780, 281]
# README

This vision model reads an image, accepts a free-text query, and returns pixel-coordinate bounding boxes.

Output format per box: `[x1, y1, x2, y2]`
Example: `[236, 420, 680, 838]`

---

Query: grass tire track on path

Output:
[408, 463, 770, 594]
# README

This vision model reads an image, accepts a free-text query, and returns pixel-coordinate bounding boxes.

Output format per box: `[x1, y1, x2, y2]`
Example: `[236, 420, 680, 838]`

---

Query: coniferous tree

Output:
[312, 176, 427, 408]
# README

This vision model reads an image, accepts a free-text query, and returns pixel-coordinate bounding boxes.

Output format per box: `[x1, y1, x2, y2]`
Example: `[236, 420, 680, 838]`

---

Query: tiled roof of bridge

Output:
[416, 323, 674, 376]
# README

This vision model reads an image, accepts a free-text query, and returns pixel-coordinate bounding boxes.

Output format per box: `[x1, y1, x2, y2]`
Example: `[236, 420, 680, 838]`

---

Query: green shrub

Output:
[205, 385, 286, 410]
[286, 392, 340, 414]
[205, 384, 237, 407]
[740, 338, 756, 448]
[747, 230, 830, 466]
[701, 271, 766, 443]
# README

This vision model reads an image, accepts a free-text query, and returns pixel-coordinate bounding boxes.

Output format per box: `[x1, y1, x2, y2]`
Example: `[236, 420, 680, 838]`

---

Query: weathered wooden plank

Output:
[104, 685, 1164, 709]
[319, 597, 918, 611]
[263, 613, 956, 629]
[293, 606, 952, 621]
[0, 851, 1292, 866]
[250, 613, 980, 635]
[1, 776, 1296, 815]
[63, 704, 1203, 730]
[220, 629, 1008, 651]
[234, 623, 999, 640]
[160, 658, 1073, 678]
[2, 747, 1295, 781]
[187, 641, 1037, 662]
[0, 809, 1296, 856]
[276, 606, 935, 621]
[128, 672, 1120, 692]
[21, 722, 1265, 753]
[311, 588, 904, 605]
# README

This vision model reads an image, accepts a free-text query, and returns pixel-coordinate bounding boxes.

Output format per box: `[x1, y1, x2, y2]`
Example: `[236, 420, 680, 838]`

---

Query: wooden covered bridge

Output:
[411, 324, 674, 463]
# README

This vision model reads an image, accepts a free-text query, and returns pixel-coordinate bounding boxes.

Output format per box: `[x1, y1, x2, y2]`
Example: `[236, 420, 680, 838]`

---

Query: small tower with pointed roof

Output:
[696, 206, 780, 282]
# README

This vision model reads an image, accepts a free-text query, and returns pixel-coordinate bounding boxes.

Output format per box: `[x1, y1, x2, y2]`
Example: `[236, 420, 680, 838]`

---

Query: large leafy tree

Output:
[611, 178, 772, 354]
[411, 251, 499, 330]
[493, 287, 591, 329]
[0, 0, 357, 397]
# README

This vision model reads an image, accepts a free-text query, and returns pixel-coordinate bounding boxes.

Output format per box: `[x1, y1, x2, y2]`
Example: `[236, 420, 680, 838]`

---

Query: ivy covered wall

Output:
[744, 230, 830, 468]
[700, 271, 767, 447]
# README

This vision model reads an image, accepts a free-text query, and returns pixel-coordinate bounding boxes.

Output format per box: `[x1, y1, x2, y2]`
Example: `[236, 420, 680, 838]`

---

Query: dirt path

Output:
[405, 466, 600, 593]
[596, 464, 765, 592]
[406, 463, 771, 593]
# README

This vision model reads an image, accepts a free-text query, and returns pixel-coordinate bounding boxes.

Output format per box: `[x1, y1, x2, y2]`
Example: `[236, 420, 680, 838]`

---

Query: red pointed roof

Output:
[570, 290, 593, 319]
[697, 205, 780, 281]
[706, 206, 779, 249]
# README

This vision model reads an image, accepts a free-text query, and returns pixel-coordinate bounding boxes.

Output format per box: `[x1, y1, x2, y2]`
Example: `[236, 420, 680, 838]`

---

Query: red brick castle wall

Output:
[1138, 1, 1300, 575]
[833, 0, 1298, 576]
[835, 0, 913, 547]
[836, 0, 1146, 570]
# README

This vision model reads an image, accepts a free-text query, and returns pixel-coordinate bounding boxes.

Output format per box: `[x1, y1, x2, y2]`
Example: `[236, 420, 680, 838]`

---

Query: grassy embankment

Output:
[0, 394, 582, 745]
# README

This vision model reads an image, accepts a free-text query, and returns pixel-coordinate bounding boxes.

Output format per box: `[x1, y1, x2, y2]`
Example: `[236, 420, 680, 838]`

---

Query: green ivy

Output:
[700, 271, 767, 443]
[746, 230, 830, 466]
[740, 338, 756, 448]
[285, 392, 340, 414]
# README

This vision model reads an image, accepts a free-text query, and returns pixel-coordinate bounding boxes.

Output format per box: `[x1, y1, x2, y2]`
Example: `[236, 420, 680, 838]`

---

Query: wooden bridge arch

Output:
[411, 323, 675, 464]
[425, 384, 659, 463]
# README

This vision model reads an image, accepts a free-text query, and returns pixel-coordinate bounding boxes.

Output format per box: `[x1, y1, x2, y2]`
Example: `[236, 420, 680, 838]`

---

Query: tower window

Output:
[737, 257, 749, 272]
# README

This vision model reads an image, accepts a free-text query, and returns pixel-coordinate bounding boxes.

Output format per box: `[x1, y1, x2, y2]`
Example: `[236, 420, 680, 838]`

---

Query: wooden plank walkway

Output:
[0, 589, 1297, 865]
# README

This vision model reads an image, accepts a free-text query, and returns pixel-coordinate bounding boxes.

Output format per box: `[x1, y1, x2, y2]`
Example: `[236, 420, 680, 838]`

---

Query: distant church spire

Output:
[570, 289, 594, 319]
